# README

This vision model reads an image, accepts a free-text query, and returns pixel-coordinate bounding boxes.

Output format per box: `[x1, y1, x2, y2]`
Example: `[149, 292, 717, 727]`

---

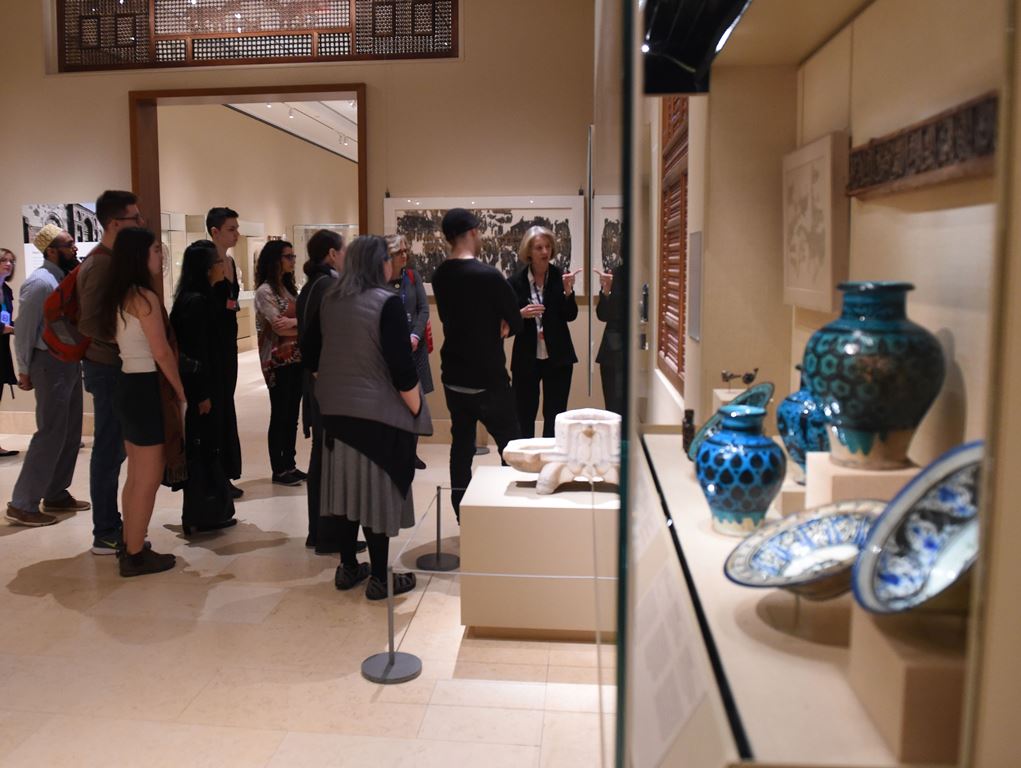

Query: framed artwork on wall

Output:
[592, 195, 623, 274]
[781, 132, 850, 312]
[383, 195, 586, 294]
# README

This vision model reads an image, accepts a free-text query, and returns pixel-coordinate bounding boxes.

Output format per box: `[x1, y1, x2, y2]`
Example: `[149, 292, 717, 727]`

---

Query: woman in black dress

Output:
[212, 252, 243, 496]
[508, 226, 579, 438]
[170, 241, 237, 534]
[595, 263, 626, 415]
[0, 249, 18, 456]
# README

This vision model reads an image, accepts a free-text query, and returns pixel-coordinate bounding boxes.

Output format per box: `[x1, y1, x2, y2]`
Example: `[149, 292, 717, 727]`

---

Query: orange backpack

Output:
[42, 265, 92, 363]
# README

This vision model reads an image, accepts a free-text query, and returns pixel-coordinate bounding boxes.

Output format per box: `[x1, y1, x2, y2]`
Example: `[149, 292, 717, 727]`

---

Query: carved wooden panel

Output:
[658, 95, 688, 391]
[58, 0, 457, 71]
[847, 92, 998, 199]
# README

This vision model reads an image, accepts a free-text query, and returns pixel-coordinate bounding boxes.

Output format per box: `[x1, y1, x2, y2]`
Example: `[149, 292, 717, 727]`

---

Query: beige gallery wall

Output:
[0, 0, 599, 433]
[157, 104, 360, 244]
[792, 0, 1004, 466]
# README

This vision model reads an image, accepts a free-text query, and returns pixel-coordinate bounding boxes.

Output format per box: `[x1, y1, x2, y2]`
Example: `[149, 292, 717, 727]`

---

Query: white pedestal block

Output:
[804, 452, 919, 508]
[848, 605, 966, 764]
[460, 467, 619, 637]
[776, 479, 806, 517]
[711, 387, 745, 413]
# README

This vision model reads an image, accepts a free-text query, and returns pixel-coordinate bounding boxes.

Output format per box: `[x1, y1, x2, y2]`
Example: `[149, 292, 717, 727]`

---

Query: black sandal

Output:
[335, 562, 371, 591]
[365, 572, 416, 600]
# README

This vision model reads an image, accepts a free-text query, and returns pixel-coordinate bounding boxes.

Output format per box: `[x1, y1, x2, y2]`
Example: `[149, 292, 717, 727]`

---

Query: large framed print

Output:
[22, 202, 101, 275]
[592, 195, 623, 274]
[383, 195, 586, 294]
[781, 132, 849, 312]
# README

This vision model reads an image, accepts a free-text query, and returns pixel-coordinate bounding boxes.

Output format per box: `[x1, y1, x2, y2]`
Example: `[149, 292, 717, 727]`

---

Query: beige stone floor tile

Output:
[267, 731, 540, 768]
[544, 682, 617, 713]
[453, 659, 549, 683]
[0, 709, 52, 762]
[373, 659, 456, 706]
[430, 679, 546, 710]
[2, 654, 219, 721]
[177, 665, 428, 737]
[547, 665, 616, 685]
[418, 704, 544, 746]
[547, 641, 617, 668]
[457, 636, 552, 666]
[1, 714, 285, 768]
[87, 580, 287, 624]
[539, 711, 615, 768]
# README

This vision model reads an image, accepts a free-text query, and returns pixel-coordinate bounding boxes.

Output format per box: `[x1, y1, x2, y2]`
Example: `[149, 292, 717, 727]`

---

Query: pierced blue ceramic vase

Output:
[695, 405, 786, 537]
[776, 367, 830, 483]
[803, 282, 945, 470]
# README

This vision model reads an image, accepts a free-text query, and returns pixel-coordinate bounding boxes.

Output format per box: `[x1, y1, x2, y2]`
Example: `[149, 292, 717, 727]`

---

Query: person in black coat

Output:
[296, 229, 344, 552]
[169, 240, 237, 534]
[0, 249, 18, 456]
[595, 263, 626, 415]
[509, 226, 579, 439]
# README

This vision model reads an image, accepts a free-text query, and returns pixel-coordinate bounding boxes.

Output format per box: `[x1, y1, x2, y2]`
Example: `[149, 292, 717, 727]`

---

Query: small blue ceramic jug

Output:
[695, 405, 786, 536]
[776, 366, 830, 482]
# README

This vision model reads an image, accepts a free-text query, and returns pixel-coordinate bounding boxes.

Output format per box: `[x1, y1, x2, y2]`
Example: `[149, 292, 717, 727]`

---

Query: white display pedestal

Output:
[804, 452, 919, 508]
[848, 605, 967, 764]
[459, 466, 618, 637]
[776, 478, 807, 516]
[712, 387, 745, 413]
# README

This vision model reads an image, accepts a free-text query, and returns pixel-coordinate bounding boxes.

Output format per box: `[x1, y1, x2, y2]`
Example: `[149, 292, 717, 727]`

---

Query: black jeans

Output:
[600, 363, 625, 416]
[444, 385, 520, 516]
[513, 361, 574, 439]
[82, 360, 126, 539]
[267, 363, 303, 475]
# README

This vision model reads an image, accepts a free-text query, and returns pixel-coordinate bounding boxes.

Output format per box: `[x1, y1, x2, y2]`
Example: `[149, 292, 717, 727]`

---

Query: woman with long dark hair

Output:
[97, 227, 186, 577]
[254, 240, 304, 486]
[0, 249, 19, 457]
[296, 229, 343, 550]
[170, 240, 237, 534]
[301, 235, 432, 599]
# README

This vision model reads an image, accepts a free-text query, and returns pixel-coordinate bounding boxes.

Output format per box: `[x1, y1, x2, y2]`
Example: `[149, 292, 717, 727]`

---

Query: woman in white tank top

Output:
[98, 228, 186, 578]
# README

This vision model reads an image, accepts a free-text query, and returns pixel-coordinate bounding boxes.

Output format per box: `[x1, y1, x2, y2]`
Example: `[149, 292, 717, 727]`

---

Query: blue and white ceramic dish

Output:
[852, 441, 983, 614]
[724, 500, 885, 600]
[687, 381, 775, 461]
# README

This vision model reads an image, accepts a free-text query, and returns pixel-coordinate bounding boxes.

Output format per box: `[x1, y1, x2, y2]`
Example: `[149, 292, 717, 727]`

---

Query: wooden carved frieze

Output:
[847, 92, 998, 199]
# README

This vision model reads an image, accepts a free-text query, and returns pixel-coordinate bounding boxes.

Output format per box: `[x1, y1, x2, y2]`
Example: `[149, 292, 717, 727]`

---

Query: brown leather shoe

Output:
[5, 505, 58, 527]
[41, 495, 91, 513]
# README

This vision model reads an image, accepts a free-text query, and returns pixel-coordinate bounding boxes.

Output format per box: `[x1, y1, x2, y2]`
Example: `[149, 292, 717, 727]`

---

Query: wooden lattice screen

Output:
[58, 0, 457, 72]
[657, 95, 688, 392]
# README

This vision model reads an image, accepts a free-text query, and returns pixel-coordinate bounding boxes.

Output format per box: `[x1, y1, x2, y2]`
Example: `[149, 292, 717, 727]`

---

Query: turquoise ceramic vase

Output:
[694, 405, 786, 536]
[776, 366, 830, 482]
[802, 282, 945, 469]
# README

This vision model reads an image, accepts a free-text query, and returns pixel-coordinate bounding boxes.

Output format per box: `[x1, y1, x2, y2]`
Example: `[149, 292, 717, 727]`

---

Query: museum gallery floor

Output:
[0, 351, 615, 767]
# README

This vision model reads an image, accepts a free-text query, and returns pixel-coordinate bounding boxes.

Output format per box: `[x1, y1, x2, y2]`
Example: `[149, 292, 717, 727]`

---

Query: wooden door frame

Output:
[128, 83, 369, 242]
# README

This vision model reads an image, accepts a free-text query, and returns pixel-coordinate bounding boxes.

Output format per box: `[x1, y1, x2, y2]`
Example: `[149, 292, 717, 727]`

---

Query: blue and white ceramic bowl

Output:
[724, 500, 885, 600]
[852, 441, 983, 614]
[687, 381, 775, 462]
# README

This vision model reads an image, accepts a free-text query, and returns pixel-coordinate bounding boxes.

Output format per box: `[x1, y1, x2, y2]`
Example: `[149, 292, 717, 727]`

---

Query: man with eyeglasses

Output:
[77, 190, 144, 553]
[5, 224, 86, 526]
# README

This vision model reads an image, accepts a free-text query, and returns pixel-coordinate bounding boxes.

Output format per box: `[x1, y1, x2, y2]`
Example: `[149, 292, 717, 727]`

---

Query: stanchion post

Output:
[361, 564, 422, 685]
[416, 485, 460, 572]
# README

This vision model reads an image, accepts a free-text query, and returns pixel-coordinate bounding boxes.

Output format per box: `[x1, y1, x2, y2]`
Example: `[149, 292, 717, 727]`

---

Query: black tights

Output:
[338, 518, 389, 581]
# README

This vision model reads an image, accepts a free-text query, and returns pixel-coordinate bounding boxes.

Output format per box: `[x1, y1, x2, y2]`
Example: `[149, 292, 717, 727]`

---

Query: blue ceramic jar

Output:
[776, 367, 830, 482]
[695, 405, 786, 536]
[803, 282, 944, 469]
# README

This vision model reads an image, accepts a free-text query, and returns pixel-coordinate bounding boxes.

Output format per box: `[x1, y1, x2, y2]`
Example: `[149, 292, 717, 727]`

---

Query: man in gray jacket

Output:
[5, 224, 88, 526]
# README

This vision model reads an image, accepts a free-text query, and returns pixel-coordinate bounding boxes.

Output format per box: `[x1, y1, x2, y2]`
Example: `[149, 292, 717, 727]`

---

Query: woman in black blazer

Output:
[509, 226, 578, 439]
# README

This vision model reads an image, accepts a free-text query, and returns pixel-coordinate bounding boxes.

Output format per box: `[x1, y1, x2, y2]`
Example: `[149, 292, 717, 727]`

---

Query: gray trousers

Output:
[10, 350, 83, 512]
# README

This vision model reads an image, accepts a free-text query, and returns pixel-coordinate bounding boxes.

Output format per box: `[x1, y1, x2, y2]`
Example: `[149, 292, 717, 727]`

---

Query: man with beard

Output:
[5, 225, 87, 526]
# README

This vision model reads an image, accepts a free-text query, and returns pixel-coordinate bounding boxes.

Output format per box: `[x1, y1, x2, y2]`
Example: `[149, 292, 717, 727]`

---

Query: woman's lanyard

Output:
[529, 273, 545, 339]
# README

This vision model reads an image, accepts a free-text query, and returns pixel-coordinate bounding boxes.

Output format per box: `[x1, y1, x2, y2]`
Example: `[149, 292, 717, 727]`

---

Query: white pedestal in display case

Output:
[805, 452, 920, 508]
[459, 466, 618, 637]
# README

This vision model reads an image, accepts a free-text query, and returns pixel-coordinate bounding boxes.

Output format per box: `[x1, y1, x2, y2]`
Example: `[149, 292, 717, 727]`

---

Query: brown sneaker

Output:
[41, 495, 91, 513]
[5, 504, 58, 527]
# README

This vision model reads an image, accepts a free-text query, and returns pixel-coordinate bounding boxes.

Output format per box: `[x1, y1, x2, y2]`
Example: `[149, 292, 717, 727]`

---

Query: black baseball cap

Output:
[441, 208, 480, 241]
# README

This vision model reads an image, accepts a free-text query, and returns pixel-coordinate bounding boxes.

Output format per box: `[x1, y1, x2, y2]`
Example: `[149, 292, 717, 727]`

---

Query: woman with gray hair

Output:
[300, 235, 432, 599]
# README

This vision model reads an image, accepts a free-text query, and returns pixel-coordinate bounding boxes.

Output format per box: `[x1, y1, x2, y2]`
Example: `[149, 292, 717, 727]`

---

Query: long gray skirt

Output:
[321, 438, 414, 538]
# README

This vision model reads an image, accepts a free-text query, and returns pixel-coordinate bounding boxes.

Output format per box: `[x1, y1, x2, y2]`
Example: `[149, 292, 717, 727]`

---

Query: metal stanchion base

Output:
[416, 552, 460, 571]
[474, 445, 490, 456]
[361, 652, 422, 685]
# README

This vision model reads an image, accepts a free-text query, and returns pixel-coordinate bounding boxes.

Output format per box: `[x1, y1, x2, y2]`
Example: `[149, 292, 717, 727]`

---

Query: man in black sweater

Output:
[432, 209, 523, 517]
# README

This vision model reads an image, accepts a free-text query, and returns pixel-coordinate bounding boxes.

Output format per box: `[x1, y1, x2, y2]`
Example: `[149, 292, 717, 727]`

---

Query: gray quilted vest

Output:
[315, 286, 432, 435]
